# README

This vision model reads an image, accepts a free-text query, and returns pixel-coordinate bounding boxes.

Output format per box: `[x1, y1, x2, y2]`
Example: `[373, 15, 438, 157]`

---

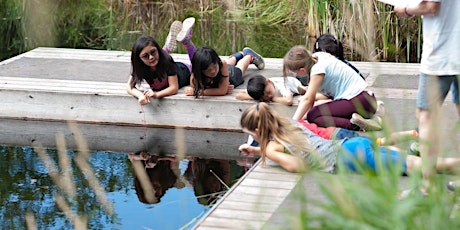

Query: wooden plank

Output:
[215, 200, 280, 212]
[230, 184, 292, 197]
[197, 216, 264, 229]
[243, 171, 300, 182]
[206, 209, 272, 221]
[238, 178, 298, 189]
[223, 193, 286, 205]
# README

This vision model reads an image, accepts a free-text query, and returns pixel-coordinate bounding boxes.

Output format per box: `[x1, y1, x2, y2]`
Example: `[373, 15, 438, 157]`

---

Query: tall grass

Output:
[1, 0, 422, 62]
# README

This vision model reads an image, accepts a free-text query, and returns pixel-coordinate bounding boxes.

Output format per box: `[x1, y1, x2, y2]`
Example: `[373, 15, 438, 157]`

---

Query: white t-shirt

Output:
[269, 77, 303, 97]
[420, 0, 460, 75]
[310, 52, 368, 100]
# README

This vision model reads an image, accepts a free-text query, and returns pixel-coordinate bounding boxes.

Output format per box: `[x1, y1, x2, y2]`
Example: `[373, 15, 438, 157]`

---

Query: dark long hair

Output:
[130, 35, 175, 88]
[313, 34, 364, 79]
[191, 46, 223, 97]
[313, 34, 344, 60]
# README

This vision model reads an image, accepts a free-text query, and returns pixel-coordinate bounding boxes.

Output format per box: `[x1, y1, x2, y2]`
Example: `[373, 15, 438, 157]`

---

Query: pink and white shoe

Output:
[163, 20, 182, 53]
[176, 17, 195, 43]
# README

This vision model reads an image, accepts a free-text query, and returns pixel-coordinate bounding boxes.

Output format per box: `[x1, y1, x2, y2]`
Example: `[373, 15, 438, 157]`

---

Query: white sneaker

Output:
[177, 17, 195, 43]
[350, 113, 382, 131]
[163, 20, 182, 52]
[375, 100, 385, 117]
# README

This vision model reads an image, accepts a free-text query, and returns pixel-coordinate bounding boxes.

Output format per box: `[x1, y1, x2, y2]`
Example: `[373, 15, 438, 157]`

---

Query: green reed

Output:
[1, 0, 423, 62]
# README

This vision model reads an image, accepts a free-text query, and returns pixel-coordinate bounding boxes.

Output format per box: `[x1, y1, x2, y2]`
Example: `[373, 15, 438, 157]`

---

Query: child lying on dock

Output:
[235, 74, 307, 106]
[184, 46, 264, 97]
[127, 17, 196, 104]
[239, 103, 457, 176]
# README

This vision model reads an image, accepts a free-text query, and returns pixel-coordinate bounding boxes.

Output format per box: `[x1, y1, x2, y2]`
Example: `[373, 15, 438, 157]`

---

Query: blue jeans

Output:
[417, 73, 459, 110]
[339, 137, 407, 174]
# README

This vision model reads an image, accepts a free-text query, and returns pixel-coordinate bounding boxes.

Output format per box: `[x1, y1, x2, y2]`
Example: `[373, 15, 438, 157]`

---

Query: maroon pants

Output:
[306, 90, 377, 130]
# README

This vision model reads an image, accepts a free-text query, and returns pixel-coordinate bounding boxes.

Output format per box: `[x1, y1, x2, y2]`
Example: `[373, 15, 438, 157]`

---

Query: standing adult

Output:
[394, 0, 460, 191]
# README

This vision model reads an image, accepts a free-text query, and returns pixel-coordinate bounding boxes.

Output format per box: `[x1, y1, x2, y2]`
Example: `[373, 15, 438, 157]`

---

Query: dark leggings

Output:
[306, 91, 377, 130]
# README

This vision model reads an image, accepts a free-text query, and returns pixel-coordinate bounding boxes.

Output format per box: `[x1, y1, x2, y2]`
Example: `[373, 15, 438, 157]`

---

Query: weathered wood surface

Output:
[2, 47, 459, 230]
[0, 47, 297, 131]
[193, 160, 303, 229]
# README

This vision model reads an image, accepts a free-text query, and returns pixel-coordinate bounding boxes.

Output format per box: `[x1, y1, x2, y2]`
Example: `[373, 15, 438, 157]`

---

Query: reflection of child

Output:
[184, 158, 231, 205]
[128, 152, 184, 204]
[127, 17, 196, 104]
[239, 103, 460, 175]
[184, 47, 265, 97]
[235, 74, 306, 106]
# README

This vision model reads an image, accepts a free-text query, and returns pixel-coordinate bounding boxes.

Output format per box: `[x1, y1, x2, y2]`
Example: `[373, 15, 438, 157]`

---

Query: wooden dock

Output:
[2, 47, 458, 230]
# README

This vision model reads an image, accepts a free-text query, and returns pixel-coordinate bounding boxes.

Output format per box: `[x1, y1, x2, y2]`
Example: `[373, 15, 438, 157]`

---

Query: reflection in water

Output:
[129, 152, 257, 207]
[128, 152, 185, 204]
[184, 158, 232, 206]
[1, 145, 257, 229]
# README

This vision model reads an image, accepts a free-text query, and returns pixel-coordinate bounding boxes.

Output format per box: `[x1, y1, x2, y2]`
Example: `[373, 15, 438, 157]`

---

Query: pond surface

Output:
[0, 145, 257, 229]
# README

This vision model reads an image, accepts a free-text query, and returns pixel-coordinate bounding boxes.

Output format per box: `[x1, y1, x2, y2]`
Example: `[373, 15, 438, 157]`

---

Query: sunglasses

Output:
[140, 48, 158, 60]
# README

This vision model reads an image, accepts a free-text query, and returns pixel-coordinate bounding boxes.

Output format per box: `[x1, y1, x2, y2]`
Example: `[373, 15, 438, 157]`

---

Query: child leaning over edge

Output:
[239, 102, 460, 177]
[285, 45, 378, 131]
[313, 34, 384, 131]
[184, 46, 265, 97]
[127, 17, 196, 105]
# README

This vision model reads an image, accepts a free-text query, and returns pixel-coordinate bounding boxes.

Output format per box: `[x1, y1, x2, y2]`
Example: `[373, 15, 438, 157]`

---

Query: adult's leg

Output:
[416, 73, 455, 188]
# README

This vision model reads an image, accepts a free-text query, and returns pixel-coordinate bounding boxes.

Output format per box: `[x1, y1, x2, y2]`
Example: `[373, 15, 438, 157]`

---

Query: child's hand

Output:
[138, 95, 150, 105]
[184, 86, 194, 96]
[144, 89, 158, 99]
[238, 144, 260, 157]
[226, 85, 234, 95]
[235, 91, 247, 100]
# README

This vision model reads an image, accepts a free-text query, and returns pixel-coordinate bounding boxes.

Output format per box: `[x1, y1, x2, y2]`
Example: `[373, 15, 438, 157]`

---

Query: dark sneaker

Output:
[350, 113, 382, 131]
[164, 20, 182, 52]
[177, 17, 195, 43]
[243, 47, 265, 70]
[447, 181, 457, 192]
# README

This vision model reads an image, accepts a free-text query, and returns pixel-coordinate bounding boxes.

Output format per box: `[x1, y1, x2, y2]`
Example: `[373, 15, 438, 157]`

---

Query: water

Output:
[0, 145, 256, 229]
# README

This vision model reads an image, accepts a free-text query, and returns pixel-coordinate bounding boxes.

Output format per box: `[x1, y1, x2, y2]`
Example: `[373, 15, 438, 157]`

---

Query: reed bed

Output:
[2, 0, 459, 229]
[2, 0, 421, 62]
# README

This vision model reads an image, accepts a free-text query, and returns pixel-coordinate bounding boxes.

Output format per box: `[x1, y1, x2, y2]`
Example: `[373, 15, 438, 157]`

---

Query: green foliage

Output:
[0, 0, 26, 60]
[282, 170, 460, 229]
[0, 0, 423, 62]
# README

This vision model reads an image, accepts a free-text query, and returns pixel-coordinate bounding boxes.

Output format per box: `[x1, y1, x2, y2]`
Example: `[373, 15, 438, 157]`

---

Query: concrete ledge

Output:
[0, 118, 247, 158]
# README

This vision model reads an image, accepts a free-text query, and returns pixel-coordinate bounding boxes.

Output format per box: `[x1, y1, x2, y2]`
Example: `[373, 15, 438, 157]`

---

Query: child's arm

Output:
[265, 141, 307, 173]
[293, 74, 324, 120]
[184, 74, 195, 96]
[235, 91, 254, 100]
[272, 94, 294, 106]
[238, 143, 262, 157]
[126, 75, 150, 105]
[315, 93, 330, 101]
